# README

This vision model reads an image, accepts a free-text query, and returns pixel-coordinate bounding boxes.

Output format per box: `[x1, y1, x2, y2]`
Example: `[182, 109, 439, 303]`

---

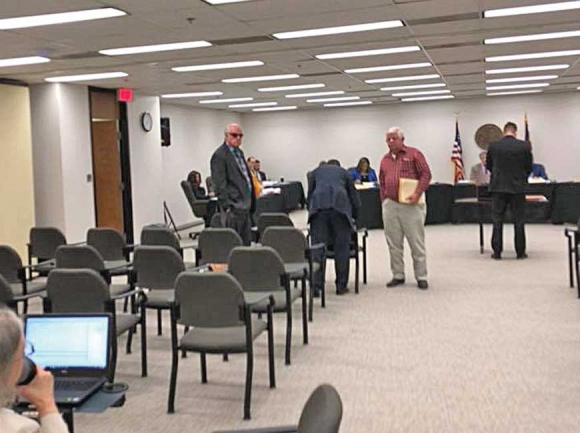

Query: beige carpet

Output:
[28, 214, 580, 433]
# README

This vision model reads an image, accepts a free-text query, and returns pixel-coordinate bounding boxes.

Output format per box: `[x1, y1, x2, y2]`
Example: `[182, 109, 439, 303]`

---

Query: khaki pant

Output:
[382, 199, 427, 281]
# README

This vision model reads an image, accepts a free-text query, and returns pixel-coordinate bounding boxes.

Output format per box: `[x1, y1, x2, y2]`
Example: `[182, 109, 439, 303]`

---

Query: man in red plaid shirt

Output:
[379, 127, 432, 290]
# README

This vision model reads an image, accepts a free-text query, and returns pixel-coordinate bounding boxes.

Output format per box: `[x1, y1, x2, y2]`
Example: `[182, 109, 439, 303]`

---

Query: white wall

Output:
[160, 104, 240, 225]
[241, 92, 580, 185]
[128, 95, 164, 239]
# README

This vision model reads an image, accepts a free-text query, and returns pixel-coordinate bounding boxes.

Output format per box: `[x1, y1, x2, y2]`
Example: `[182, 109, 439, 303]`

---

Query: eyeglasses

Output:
[228, 132, 244, 138]
[24, 341, 35, 357]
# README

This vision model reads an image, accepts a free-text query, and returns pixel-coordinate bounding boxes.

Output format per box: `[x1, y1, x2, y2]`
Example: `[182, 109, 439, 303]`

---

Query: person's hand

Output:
[17, 366, 59, 417]
[406, 192, 420, 204]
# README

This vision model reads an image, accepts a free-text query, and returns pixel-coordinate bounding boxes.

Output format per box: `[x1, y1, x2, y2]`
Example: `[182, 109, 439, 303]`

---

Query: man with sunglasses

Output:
[210, 124, 255, 245]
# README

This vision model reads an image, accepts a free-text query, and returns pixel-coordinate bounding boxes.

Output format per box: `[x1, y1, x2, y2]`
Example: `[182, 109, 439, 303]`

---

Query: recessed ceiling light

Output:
[200, 97, 254, 104]
[253, 106, 298, 112]
[380, 83, 446, 91]
[306, 96, 360, 103]
[485, 83, 550, 91]
[258, 83, 324, 92]
[485, 64, 569, 74]
[204, 0, 251, 4]
[392, 90, 451, 97]
[485, 30, 580, 45]
[316, 46, 420, 60]
[100, 41, 211, 56]
[487, 90, 544, 96]
[172, 60, 264, 72]
[229, 102, 277, 108]
[486, 50, 580, 62]
[161, 91, 224, 98]
[324, 101, 373, 107]
[366, 74, 440, 84]
[0, 7, 126, 30]
[222, 74, 299, 83]
[484, 1, 580, 18]
[0, 56, 50, 68]
[486, 75, 558, 83]
[285, 91, 344, 98]
[402, 95, 455, 102]
[345, 62, 431, 74]
[45, 72, 128, 82]
[273, 20, 403, 40]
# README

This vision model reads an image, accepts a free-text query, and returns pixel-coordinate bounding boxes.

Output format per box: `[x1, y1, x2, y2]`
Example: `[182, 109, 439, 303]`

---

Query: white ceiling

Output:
[1, 0, 580, 112]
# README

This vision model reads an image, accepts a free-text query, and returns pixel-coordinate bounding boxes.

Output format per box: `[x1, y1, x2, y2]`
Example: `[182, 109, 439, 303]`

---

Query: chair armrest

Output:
[305, 243, 325, 260]
[184, 263, 211, 272]
[20, 259, 56, 272]
[111, 288, 143, 301]
[212, 427, 298, 433]
[13, 291, 46, 302]
[244, 292, 274, 308]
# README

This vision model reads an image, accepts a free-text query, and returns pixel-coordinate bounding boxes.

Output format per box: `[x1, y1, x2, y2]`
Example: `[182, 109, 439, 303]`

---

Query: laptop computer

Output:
[24, 314, 112, 406]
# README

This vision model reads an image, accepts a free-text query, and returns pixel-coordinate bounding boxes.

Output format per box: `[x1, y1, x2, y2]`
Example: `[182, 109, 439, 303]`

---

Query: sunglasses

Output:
[228, 132, 244, 138]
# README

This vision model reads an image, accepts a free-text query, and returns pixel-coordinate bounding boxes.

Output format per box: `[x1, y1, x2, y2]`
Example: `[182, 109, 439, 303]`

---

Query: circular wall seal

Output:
[475, 124, 502, 150]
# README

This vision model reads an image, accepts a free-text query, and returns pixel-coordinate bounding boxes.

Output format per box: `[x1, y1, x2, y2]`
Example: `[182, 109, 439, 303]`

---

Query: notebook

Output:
[398, 178, 425, 204]
[24, 314, 112, 406]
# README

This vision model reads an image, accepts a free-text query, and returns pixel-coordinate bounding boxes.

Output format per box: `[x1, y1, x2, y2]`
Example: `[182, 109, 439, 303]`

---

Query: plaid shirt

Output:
[228, 145, 252, 192]
[379, 145, 432, 202]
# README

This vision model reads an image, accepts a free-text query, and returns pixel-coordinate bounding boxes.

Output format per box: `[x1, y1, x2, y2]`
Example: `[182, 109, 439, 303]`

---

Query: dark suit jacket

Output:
[210, 143, 255, 212]
[307, 164, 361, 228]
[257, 171, 267, 182]
[486, 136, 533, 194]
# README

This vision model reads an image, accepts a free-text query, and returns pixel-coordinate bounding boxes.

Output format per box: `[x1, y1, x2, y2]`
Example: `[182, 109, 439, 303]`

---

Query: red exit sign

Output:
[117, 88, 133, 102]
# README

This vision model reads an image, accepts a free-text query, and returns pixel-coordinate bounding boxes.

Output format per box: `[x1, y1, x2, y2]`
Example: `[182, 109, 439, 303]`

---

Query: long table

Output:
[356, 182, 580, 229]
[255, 181, 305, 216]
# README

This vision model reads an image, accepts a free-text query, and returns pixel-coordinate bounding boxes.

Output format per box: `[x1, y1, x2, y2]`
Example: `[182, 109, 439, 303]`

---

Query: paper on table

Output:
[398, 178, 425, 204]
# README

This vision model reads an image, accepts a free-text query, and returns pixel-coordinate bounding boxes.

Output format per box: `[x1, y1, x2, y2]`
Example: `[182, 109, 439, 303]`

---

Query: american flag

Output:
[451, 120, 464, 183]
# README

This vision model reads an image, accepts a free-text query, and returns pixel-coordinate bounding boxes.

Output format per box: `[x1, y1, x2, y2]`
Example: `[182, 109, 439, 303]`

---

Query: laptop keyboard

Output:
[55, 379, 100, 391]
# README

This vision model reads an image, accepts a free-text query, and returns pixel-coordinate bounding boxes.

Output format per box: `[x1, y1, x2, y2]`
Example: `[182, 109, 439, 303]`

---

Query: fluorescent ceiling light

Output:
[258, 83, 324, 92]
[485, 30, 580, 45]
[486, 64, 569, 74]
[486, 50, 580, 62]
[229, 102, 277, 108]
[402, 95, 455, 102]
[172, 60, 263, 72]
[286, 91, 344, 98]
[0, 56, 50, 68]
[253, 106, 298, 112]
[204, 0, 251, 4]
[200, 97, 253, 104]
[273, 20, 403, 40]
[366, 74, 440, 84]
[345, 62, 431, 74]
[100, 41, 211, 56]
[161, 91, 223, 99]
[222, 74, 299, 83]
[380, 83, 446, 91]
[316, 46, 420, 60]
[324, 101, 373, 107]
[392, 90, 451, 97]
[484, 1, 580, 18]
[0, 7, 125, 30]
[485, 83, 550, 91]
[306, 96, 360, 103]
[45, 72, 127, 82]
[487, 90, 543, 96]
[486, 75, 558, 83]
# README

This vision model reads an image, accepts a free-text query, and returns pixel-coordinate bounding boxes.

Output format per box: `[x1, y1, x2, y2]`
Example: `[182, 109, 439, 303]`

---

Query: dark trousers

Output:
[223, 209, 252, 246]
[311, 210, 351, 292]
[491, 192, 526, 256]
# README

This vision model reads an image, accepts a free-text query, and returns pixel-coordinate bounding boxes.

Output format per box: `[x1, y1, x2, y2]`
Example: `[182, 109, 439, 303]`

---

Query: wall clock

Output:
[141, 112, 153, 132]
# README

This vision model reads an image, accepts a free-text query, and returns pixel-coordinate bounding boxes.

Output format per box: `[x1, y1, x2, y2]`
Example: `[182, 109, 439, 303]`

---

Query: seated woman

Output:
[187, 171, 209, 199]
[0, 308, 69, 433]
[348, 157, 378, 183]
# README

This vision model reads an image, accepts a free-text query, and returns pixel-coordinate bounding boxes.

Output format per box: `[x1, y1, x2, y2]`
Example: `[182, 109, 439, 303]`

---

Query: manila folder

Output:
[398, 178, 425, 204]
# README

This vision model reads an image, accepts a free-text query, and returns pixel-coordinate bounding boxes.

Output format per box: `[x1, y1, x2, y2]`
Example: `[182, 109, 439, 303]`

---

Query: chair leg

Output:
[285, 305, 292, 366]
[308, 277, 314, 322]
[109, 336, 118, 383]
[568, 235, 574, 288]
[355, 252, 360, 294]
[267, 304, 276, 388]
[321, 259, 327, 309]
[141, 306, 148, 377]
[244, 347, 253, 420]
[182, 326, 189, 358]
[301, 277, 308, 345]
[363, 247, 368, 285]
[126, 327, 133, 354]
[168, 309, 179, 414]
[223, 353, 229, 362]
[200, 353, 208, 383]
[123, 296, 128, 313]
[157, 310, 163, 336]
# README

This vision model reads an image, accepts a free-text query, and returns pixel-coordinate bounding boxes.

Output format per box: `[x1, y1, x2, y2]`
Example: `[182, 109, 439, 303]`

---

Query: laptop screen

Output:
[25, 315, 110, 370]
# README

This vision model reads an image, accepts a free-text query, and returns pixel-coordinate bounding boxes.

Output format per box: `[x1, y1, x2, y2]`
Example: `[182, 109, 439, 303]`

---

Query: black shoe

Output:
[491, 253, 501, 260]
[336, 287, 349, 295]
[517, 253, 528, 260]
[417, 280, 429, 290]
[386, 278, 405, 288]
[312, 291, 320, 298]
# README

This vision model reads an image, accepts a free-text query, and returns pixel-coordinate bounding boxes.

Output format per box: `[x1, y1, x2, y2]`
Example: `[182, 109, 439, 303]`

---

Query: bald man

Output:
[210, 123, 255, 245]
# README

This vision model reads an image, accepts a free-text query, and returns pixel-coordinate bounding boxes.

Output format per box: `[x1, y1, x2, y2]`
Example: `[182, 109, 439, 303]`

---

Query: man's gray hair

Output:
[0, 308, 22, 406]
[387, 127, 405, 140]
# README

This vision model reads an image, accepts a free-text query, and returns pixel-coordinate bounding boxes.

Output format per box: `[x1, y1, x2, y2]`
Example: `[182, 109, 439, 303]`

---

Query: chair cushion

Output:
[251, 288, 301, 313]
[115, 314, 140, 335]
[145, 289, 174, 308]
[179, 319, 267, 353]
[287, 262, 320, 279]
[110, 284, 131, 297]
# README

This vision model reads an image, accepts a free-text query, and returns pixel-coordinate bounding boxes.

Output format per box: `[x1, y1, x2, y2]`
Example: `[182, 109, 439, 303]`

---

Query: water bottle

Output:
[17, 356, 37, 386]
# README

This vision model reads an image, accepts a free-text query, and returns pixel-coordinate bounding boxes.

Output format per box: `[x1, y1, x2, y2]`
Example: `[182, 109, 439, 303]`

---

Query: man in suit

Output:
[210, 123, 255, 245]
[469, 151, 490, 185]
[255, 160, 267, 182]
[486, 121, 533, 260]
[308, 159, 360, 296]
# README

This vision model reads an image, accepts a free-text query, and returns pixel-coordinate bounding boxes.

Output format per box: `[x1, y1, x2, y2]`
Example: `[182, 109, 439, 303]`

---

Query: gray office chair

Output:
[140, 224, 197, 266]
[197, 228, 243, 265]
[181, 180, 216, 227]
[325, 228, 368, 294]
[213, 384, 343, 433]
[87, 227, 132, 275]
[0, 274, 42, 312]
[132, 245, 185, 335]
[228, 246, 307, 365]
[27, 227, 66, 276]
[45, 268, 147, 381]
[257, 213, 294, 239]
[167, 272, 275, 420]
[262, 227, 325, 322]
